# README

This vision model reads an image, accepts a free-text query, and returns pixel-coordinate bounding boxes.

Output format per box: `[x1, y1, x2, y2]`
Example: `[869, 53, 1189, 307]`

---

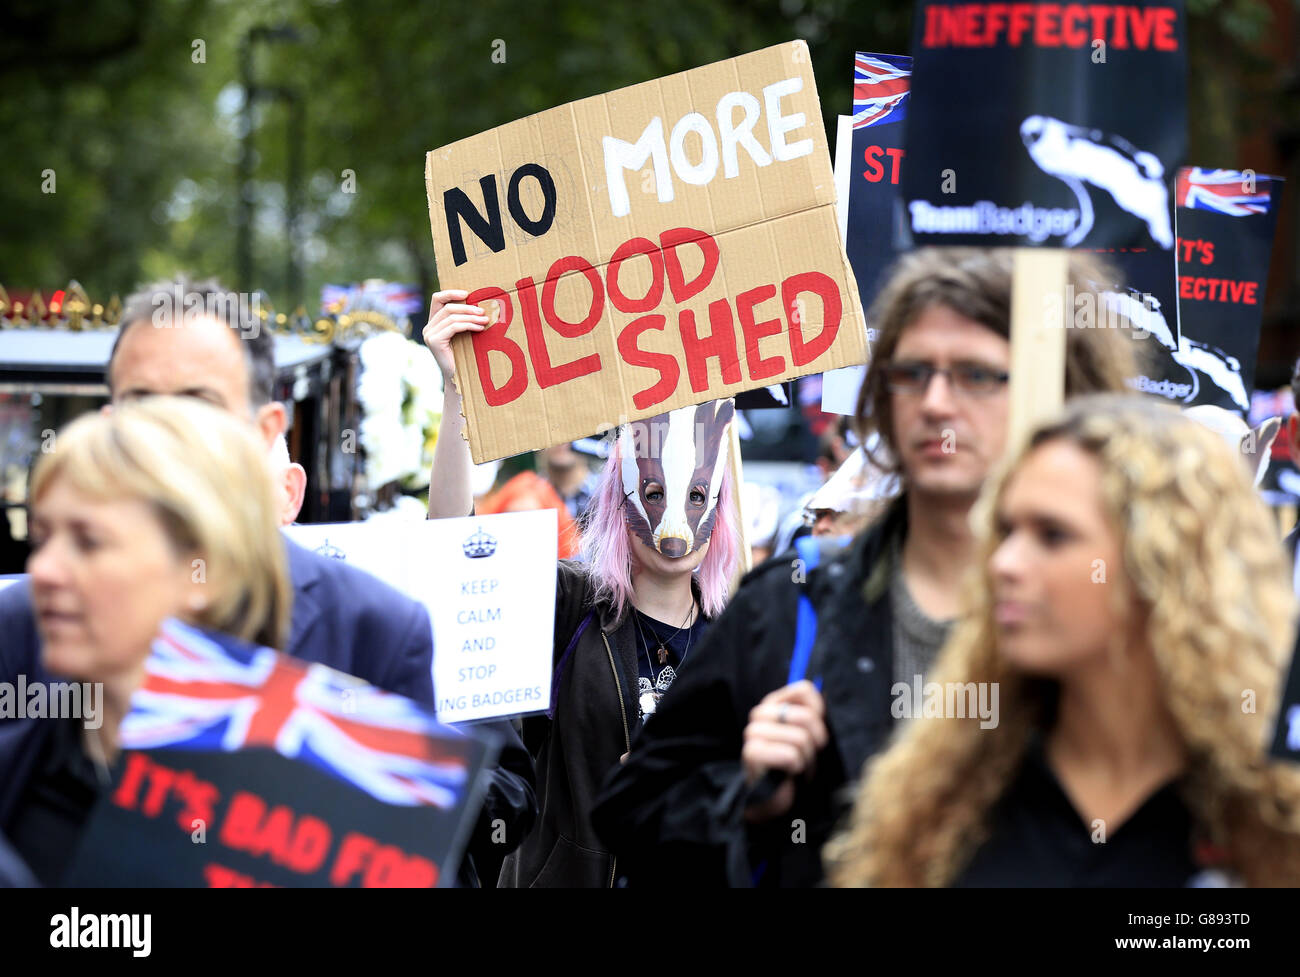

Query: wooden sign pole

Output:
[1007, 248, 1070, 454]
[728, 421, 752, 593]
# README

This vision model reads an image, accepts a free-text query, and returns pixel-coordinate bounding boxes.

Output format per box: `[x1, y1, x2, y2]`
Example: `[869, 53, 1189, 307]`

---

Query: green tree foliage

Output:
[0, 0, 1285, 310]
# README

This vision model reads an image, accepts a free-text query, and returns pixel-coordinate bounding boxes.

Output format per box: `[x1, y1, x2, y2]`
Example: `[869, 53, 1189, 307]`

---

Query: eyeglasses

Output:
[881, 360, 1010, 397]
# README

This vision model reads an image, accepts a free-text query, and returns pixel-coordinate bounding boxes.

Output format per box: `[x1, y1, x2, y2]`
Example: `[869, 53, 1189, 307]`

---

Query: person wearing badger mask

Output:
[424, 291, 741, 887]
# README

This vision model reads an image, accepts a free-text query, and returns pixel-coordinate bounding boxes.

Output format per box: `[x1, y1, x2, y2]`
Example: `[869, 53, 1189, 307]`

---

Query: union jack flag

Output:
[1176, 167, 1277, 217]
[120, 620, 471, 808]
[853, 53, 911, 130]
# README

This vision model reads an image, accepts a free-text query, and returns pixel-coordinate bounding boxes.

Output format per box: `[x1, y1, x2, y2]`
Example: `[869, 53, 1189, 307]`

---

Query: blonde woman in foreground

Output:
[826, 394, 1300, 887]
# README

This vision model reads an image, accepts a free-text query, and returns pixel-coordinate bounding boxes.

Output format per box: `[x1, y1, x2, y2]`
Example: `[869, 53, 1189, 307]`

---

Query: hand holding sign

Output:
[425, 41, 869, 463]
[422, 290, 488, 383]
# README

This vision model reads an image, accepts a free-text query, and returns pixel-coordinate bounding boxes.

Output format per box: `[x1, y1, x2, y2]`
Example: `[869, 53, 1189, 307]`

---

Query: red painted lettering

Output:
[606, 237, 665, 313]
[1153, 7, 1177, 49]
[1113, 4, 1130, 47]
[140, 762, 177, 817]
[111, 752, 151, 812]
[885, 147, 905, 184]
[660, 227, 720, 303]
[784, 272, 843, 367]
[467, 287, 529, 407]
[518, 276, 601, 388]
[1008, 3, 1036, 44]
[863, 145, 885, 183]
[1129, 5, 1159, 48]
[541, 256, 604, 337]
[219, 791, 266, 851]
[679, 301, 742, 393]
[331, 832, 376, 886]
[617, 314, 680, 410]
[1034, 3, 1061, 46]
[984, 4, 1010, 45]
[1060, 4, 1088, 44]
[1087, 4, 1113, 42]
[736, 284, 785, 382]
[283, 816, 333, 874]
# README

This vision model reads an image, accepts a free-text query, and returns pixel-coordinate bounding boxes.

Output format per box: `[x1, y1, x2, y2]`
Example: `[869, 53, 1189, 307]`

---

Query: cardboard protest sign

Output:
[425, 41, 869, 463]
[285, 510, 557, 724]
[64, 621, 497, 888]
[902, 0, 1188, 252]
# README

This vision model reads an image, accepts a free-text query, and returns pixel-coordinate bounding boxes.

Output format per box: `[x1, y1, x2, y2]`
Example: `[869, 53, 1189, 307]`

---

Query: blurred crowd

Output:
[3, 246, 1300, 887]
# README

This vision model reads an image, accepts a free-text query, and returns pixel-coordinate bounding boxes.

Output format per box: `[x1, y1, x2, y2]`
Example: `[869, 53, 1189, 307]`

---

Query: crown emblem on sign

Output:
[462, 526, 497, 559]
[314, 538, 347, 561]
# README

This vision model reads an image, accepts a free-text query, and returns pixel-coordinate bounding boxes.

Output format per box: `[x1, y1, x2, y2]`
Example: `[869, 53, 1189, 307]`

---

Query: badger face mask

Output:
[620, 400, 735, 558]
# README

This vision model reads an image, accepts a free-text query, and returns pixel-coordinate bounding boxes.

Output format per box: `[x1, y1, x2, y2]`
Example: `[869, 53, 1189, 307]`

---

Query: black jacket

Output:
[499, 560, 706, 887]
[590, 500, 907, 887]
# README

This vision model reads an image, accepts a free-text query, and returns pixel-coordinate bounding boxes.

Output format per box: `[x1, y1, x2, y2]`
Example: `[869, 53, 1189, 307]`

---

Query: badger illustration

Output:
[1021, 115, 1173, 249]
[1105, 288, 1250, 413]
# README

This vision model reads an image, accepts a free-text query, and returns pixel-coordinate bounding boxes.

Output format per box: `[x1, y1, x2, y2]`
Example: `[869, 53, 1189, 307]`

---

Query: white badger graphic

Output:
[1021, 115, 1173, 249]
[1106, 289, 1250, 412]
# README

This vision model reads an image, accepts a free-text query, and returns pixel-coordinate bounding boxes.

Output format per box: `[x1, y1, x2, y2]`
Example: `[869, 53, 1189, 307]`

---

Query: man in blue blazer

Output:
[0, 278, 535, 885]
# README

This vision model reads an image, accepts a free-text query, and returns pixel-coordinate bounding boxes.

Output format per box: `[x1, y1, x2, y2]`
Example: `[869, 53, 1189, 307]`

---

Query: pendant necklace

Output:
[639, 600, 696, 666]
[635, 609, 696, 718]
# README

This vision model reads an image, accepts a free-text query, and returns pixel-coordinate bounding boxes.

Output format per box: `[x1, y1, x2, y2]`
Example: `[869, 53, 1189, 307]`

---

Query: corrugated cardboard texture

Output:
[426, 40, 869, 463]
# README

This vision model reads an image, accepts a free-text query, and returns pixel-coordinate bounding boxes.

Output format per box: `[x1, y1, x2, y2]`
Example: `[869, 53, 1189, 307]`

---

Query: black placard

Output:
[846, 53, 911, 312]
[63, 736, 495, 888]
[902, 0, 1188, 253]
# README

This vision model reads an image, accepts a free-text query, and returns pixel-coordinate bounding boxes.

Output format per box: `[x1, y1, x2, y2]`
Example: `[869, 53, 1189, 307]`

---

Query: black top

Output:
[953, 736, 1198, 887]
[4, 717, 106, 886]
[631, 606, 708, 723]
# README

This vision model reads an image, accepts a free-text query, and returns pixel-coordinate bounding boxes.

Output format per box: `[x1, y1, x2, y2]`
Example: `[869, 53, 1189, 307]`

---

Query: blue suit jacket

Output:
[0, 536, 535, 886]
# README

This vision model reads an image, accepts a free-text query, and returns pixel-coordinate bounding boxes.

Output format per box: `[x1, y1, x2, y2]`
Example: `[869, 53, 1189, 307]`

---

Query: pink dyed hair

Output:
[580, 435, 739, 623]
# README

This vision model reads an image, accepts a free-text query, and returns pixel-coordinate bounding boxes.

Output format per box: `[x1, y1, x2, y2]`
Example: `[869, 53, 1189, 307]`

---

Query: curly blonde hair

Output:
[825, 394, 1300, 887]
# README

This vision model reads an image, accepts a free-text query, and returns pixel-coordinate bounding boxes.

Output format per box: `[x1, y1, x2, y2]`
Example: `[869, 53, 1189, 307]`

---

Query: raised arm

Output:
[423, 290, 489, 519]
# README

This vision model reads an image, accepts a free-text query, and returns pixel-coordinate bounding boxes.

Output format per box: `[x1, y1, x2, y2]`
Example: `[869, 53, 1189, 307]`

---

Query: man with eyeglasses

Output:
[592, 247, 1143, 887]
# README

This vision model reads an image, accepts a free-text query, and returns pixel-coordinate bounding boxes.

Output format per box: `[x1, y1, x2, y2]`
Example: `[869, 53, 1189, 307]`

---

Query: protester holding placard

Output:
[425, 294, 740, 886]
[591, 247, 1140, 887]
[826, 395, 1300, 887]
[0, 398, 292, 885]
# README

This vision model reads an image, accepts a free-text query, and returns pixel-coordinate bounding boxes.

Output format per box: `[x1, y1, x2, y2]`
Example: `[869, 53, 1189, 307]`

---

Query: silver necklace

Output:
[637, 600, 696, 666]
[635, 608, 695, 718]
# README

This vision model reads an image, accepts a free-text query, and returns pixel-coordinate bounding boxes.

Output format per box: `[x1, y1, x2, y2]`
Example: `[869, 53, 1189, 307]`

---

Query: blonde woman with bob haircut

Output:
[826, 394, 1300, 887]
[1, 397, 290, 885]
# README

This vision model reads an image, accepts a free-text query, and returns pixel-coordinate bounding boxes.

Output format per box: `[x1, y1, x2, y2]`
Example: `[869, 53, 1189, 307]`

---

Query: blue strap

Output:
[548, 611, 594, 719]
[788, 535, 824, 688]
